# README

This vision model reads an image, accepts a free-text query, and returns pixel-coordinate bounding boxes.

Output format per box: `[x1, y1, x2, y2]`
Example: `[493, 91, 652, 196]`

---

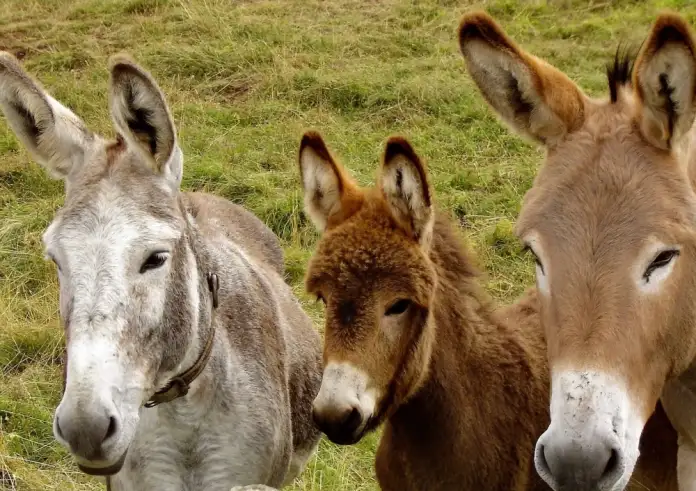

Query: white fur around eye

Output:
[637, 244, 680, 294]
[535, 263, 549, 296]
[524, 233, 550, 296]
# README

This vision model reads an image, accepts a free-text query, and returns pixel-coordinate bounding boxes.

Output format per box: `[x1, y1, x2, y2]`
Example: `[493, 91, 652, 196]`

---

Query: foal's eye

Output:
[643, 249, 680, 281]
[140, 252, 168, 273]
[385, 299, 410, 316]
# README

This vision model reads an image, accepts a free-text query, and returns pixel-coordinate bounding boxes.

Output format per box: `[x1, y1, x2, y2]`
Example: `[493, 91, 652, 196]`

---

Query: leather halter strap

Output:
[144, 272, 220, 408]
[105, 273, 219, 490]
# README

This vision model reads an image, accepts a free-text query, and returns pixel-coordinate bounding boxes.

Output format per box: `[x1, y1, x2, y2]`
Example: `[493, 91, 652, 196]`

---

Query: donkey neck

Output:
[151, 196, 219, 409]
[382, 214, 548, 485]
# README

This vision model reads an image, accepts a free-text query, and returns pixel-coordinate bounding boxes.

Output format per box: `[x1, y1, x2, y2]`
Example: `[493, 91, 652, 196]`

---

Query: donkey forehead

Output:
[43, 178, 183, 252]
[518, 132, 696, 246]
[308, 221, 432, 299]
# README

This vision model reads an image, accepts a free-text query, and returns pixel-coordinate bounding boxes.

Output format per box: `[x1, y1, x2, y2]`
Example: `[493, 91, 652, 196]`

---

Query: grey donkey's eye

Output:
[140, 251, 169, 274]
[46, 254, 61, 272]
[643, 249, 680, 282]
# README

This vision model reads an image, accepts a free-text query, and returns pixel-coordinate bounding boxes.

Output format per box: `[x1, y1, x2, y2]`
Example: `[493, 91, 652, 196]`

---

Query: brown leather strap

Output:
[144, 272, 219, 408]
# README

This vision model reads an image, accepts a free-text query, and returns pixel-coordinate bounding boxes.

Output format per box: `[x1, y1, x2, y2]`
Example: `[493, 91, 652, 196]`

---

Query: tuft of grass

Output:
[2, 0, 696, 489]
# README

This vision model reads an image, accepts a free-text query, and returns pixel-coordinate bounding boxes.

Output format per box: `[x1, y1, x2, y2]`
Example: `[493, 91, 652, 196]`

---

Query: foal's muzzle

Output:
[312, 404, 367, 445]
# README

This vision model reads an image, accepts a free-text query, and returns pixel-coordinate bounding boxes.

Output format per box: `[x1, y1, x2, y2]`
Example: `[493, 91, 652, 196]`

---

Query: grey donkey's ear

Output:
[0, 52, 92, 179]
[108, 54, 183, 188]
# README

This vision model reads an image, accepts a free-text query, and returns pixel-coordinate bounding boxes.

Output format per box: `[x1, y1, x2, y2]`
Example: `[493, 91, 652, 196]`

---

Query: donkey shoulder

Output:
[184, 191, 285, 275]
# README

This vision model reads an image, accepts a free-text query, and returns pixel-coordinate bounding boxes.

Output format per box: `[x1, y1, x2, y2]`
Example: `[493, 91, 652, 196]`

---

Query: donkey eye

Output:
[140, 251, 168, 274]
[643, 249, 680, 281]
[523, 245, 544, 274]
[385, 299, 410, 316]
[46, 254, 61, 272]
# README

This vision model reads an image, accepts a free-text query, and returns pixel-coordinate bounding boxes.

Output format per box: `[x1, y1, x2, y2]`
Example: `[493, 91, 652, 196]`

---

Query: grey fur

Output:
[0, 52, 321, 490]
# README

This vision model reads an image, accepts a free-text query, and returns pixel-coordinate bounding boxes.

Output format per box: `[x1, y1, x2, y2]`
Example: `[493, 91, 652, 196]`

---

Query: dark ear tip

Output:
[650, 12, 694, 48]
[458, 10, 501, 49]
[108, 53, 150, 83]
[299, 130, 332, 162]
[384, 136, 421, 166]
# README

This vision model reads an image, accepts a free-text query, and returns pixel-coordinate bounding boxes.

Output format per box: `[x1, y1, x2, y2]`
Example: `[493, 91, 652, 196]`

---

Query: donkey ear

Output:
[633, 14, 696, 150]
[458, 11, 585, 146]
[108, 54, 183, 188]
[0, 52, 92, 179]
[298, 131, 363, 231]
[379, 137, 434, 246]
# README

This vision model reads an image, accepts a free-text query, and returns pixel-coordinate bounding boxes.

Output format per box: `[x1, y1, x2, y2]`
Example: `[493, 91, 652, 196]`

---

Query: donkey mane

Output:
[428, 212, 493, 318]
[606, 43, 638, 103]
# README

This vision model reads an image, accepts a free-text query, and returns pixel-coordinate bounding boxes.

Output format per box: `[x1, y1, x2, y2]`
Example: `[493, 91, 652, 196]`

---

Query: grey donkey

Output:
[0, 52, 322, 490]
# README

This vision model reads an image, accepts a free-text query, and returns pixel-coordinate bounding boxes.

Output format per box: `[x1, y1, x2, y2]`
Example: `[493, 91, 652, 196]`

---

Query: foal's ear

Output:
[108, 54, 183, 188]
[0, 52, 92, 178]
[633, 13, 696, 150]
[298, 131, 363, 231]
[458, 11, 585, 146]
[379, 137, 434, 246]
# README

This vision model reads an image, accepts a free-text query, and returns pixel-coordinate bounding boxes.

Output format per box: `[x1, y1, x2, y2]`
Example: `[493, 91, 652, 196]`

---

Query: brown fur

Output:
[459, 10, 691, 489]
[301, 133, 677, 490]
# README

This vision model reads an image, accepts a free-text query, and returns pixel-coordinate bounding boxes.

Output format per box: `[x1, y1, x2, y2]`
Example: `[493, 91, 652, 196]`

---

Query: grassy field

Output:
[1, 0, 695, 489]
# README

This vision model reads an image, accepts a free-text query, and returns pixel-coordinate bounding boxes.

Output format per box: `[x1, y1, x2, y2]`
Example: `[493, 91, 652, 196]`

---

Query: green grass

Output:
[1, 0, 695, 489]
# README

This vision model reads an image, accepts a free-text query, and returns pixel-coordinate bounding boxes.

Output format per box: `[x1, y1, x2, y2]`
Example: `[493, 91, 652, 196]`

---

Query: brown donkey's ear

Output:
[298, 131, 363, 231]
[380, 137, 434, 247]
[458, 11, 585, 146]
[633, 13, 696, 150]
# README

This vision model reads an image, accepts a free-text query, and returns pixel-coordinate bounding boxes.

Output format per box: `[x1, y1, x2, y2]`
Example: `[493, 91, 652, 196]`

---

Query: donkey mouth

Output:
[77, 450, 128, 476]
[325, 430, 365, 446]
[324, 418, 372, 446]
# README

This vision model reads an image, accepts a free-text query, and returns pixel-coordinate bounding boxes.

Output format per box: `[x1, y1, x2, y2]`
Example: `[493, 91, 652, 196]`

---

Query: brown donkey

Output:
[300, 132, 678, 490]
[459, 11, 696, 491]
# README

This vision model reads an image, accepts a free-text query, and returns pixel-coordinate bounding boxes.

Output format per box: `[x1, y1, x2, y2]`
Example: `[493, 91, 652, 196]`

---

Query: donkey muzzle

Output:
[54, 397, 124, 470]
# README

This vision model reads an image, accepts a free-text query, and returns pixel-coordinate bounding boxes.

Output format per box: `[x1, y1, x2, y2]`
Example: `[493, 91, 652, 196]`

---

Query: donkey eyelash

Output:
[522, 245, 544, 274]
[45, 253, 62, 271]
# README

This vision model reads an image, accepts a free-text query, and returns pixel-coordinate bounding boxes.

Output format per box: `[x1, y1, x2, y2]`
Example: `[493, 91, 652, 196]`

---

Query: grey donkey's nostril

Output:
[105, 415, 118, 441]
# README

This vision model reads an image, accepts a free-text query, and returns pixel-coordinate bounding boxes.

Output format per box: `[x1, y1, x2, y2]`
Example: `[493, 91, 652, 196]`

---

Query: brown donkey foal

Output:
[300, 132, 678, 490]
[459, 11, 696, 491]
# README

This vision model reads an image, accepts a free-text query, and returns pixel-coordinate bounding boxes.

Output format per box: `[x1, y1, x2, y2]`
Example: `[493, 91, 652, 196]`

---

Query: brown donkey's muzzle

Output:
[312, 404, 365, 445]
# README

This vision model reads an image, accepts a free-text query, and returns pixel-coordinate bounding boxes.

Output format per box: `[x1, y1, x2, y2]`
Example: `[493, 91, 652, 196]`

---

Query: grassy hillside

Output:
[1, 0, 694, 489]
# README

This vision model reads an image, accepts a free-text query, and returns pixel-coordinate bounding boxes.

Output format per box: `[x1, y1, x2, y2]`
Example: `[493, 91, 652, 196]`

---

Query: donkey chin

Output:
[533, 370, 643, 491]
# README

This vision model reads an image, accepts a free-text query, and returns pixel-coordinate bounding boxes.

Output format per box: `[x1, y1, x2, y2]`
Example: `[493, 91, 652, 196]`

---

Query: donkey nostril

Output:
[537, 444, 552, 475]
[603, 448, 619, 478]
[344, 407, 362, 432]
[105, 415, 118, 442]
[55, 416, 65, 440]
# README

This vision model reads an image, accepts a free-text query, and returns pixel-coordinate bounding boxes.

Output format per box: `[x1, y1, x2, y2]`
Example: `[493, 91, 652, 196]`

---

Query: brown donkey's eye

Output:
[385, 299, 410, 316]
[523, 245, 544, 273]
[140, 251, 168, 274]
[643, 249, 680, 281]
